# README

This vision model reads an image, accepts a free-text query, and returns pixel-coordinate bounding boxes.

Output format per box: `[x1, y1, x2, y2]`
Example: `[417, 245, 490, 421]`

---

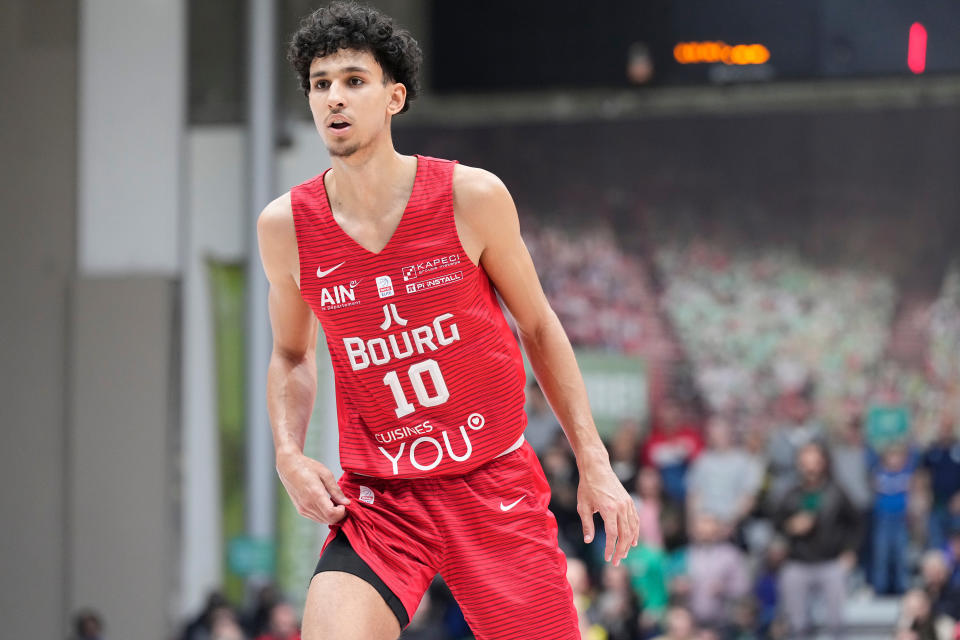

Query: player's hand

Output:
[576, 454, 640, 566]
[276, 451, 351, 524]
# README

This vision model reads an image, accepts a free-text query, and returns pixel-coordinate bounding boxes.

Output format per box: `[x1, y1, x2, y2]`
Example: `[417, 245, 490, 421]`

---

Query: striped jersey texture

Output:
[290, 155, 528, 478]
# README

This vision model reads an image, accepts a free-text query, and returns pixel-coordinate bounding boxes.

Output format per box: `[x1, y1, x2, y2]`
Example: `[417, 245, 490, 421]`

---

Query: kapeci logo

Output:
[403, 254, 461, 281]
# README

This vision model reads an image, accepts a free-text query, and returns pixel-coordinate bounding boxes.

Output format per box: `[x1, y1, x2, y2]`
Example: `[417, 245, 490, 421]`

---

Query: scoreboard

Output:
[430, 0, 960, 91]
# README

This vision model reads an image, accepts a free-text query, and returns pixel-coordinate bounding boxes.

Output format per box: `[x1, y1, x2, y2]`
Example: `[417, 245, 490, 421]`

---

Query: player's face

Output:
[306, 49, 406, 158]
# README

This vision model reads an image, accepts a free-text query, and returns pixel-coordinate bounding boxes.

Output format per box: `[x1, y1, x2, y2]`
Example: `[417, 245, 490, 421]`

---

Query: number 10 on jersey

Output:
[382, 358, 450, 417]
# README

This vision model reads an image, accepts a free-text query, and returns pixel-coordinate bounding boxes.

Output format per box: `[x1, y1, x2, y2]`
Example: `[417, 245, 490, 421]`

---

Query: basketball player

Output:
[257, 3, 640, 638]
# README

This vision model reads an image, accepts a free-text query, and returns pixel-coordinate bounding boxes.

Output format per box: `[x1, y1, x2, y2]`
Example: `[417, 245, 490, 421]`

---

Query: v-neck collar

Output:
[319, 154, 423, 257]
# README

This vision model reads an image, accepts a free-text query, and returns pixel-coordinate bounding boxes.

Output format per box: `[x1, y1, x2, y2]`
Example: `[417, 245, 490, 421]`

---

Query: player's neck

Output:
[326, 140, 413, 221]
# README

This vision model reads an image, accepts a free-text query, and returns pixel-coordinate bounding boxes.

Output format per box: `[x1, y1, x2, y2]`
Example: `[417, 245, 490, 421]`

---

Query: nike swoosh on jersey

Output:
[317, 261, 346, 278]
[499, 496, 525, 511]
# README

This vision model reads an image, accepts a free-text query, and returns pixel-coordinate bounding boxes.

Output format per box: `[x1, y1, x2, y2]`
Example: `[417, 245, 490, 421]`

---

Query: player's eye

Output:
[349, 77, 364, 86]
[314, 80, 329, 90]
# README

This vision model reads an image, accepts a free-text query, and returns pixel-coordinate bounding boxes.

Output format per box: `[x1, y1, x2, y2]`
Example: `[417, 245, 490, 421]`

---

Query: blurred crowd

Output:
[159, 381, 960, 640]
[524, 224, 651, 354]
[659, 243, 960, 428]
[83, 232, 957, 640]
[535, 387, 960, 640]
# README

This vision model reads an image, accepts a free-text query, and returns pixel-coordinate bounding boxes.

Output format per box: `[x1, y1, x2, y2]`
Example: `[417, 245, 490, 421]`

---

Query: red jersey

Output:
[290, 155, 528, 478]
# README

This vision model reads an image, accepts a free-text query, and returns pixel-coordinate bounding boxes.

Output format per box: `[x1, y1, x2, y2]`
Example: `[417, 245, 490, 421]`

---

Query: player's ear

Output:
[387, 82, 406, 115]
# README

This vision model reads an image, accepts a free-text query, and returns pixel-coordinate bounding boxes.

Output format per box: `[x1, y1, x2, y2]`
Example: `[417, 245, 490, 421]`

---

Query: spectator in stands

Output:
[241, 583, 279, 638]
[895, 589, 952, 640]
[829, 411, 872, 582]
[610, 420, 641, 489]
[767, 387, 825, 505]
[71, 608, 104, 640]
[652, 605, 699, 640]
[948, 527, 960, 588]
[871, 442, 918, 595]
[209, 606, 246, 640]
[589, 563, 642, 640]
[919, 549, 960, 620]
[400, 588, 447, 640]
[566, 556, 598, 640]
[632, 465, 687, 552]
[686, 513, 750, 629]
[754, 537, 788, 636]
[727, 597, 761, 640]
[830, 411, 872, 514]
[524, 381, 562, 456]
[254, 602, 300, 640]
[922, 409, 960, 551]
[641, 399, 704, 501]
[627, 465, 687, 637]
[181, 591, 230, 640]
[542, 439, 585, 560]
[624, 537, 670, 635]
[687, 416, 762, 532]
[775, 441, 861, 639]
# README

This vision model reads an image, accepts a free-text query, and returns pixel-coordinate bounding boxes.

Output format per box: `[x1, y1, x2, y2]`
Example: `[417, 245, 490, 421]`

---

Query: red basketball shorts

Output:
[319, 439, 580, 639]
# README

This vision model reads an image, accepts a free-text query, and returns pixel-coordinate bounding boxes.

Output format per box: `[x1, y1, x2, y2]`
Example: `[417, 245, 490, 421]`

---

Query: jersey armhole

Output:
[289, 174, 329, 294]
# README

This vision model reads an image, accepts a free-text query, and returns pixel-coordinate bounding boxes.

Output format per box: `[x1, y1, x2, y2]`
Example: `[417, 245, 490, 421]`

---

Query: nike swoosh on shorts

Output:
[499, 496, 525, 511]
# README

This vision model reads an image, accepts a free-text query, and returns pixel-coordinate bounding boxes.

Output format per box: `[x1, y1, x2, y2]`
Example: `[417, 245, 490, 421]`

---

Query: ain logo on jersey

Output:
[320, 278, 363, 310]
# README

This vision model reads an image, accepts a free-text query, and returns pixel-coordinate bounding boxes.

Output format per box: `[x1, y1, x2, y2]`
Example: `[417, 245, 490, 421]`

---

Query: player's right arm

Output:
[257, 193, 350, 524]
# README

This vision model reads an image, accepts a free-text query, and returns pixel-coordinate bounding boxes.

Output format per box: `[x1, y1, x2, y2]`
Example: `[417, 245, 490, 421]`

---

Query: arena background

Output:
[2, 0, 959, 638]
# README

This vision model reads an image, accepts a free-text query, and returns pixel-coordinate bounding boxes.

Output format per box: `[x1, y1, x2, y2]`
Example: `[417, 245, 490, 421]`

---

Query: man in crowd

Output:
[922, 408, 960, 550]
[775, 441, 862, 639]
[641, 398, 703, 501]
[687, 416, 762, 532]
[767, 387, 825, 505]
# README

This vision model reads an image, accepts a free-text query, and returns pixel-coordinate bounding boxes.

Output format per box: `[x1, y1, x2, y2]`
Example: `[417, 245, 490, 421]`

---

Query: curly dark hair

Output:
[286, 1, 422, 114]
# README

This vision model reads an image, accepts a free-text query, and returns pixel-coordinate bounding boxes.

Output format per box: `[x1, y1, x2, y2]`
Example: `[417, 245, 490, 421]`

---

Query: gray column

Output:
[246, 0, 278, 569]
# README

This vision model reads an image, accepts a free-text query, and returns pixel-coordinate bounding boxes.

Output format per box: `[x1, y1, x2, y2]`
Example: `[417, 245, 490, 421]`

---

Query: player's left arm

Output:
[452, 164, 640, 565]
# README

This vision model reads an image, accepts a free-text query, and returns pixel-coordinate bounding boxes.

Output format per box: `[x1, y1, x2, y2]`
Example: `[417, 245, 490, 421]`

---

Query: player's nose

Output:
[327, 79, 347, 109]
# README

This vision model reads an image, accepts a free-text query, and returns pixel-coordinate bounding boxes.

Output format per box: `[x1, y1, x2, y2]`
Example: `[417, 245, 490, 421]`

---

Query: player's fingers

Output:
[627, 499, 641, 547]
[325, 503, 347, 524]
[311, 490, 345, 524]
[325, 479, 351, 506]
[317, 466, 351, 505]
[578, 504, 595, 544]
[603, 511, 619, 563]
[614, 512, 631, 565]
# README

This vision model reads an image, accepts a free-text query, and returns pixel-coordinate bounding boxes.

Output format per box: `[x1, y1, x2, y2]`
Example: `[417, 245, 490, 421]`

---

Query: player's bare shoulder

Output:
[256, 191, 299, 287]
[451, 164, 519, 265]
[452, 164, 512, 212]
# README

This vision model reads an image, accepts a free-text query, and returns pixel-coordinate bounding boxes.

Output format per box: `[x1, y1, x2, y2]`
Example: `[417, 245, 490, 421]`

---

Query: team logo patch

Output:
[376, 275, 395, 298]
[359, 486, 375, 505]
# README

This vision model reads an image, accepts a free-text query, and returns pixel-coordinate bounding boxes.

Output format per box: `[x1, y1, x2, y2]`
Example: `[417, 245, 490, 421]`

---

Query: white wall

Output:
[78, 0, 186, 275]
[180, 126, 247, 615]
